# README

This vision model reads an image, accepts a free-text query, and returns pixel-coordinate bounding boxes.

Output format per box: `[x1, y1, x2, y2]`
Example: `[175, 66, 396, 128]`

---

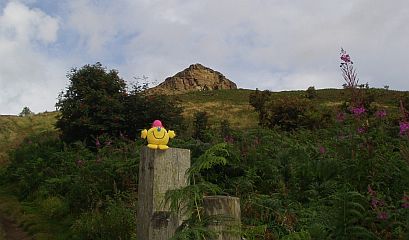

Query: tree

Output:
[305, 86, 317, 99]
[56, 62, 183, 145]
[193, 111, 210, 142]
[19, 106, 34, 117]
[56, 63, 127, 144]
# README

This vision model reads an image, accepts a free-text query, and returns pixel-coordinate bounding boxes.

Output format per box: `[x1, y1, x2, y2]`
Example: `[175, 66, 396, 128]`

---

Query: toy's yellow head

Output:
[146, 126, 170, 145]
[141, 120, 176, 150]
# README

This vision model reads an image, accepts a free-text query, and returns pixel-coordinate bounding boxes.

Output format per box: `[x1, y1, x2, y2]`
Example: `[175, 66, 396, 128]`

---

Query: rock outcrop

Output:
[147, 64, 237, 94]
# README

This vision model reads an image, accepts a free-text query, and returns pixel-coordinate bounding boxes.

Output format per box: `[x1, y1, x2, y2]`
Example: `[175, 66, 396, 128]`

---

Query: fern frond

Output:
[188, 143, 230, 180]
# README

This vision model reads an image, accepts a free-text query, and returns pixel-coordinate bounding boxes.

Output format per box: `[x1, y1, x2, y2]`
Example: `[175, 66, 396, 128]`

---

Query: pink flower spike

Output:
[399, 121, 409, 135]
[358, 127, 365, 134]
[336, 112, 345, 122]
[375, 110, 387, 119]
[341, 54, 351, 63]
[319, 146, 326, 154]
[368, 185, 376, 196]
[351, 106, 366, 117]
[377, 211, 388, 220]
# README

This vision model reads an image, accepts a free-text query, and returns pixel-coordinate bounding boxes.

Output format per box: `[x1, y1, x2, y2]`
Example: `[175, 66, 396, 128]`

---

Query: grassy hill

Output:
[1, 87, 409, 239]
[0, 112, 59, 165]
[1, 88, 407, 165]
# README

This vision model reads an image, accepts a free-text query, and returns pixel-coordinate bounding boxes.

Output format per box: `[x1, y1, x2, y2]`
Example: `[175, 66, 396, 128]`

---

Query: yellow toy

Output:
[141, 120, 176, 150]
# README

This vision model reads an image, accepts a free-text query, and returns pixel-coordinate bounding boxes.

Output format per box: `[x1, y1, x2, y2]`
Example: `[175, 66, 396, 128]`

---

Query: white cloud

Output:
[0, 1, 66, 115]
[2, 0, 409, 114]
[0, 1, 58, 44]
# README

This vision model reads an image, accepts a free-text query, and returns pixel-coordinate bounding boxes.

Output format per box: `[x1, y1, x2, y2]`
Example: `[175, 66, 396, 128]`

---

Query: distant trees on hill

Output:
[56, 62, 182, 145]
[19, 106, 34, 117]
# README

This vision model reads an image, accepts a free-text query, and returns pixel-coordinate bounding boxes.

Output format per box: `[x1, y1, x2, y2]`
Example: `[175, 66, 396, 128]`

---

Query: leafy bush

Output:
[19, 106, 34, 117]
[249, 89, 271, 125]
[258, 96, 330, 131]
[56, 62, 183, 145]
[305, 86, 317, 99]
[39, 196, 69, 219]
[193, 111, 211, 142]
[71, 200, 136, 240]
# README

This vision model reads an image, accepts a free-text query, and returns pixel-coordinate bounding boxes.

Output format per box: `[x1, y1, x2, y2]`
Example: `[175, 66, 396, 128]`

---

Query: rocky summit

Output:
[147, 63, 237, 94]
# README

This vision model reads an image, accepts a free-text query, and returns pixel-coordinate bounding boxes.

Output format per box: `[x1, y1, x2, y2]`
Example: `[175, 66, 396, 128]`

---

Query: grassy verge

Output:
[0, 112, 58, 165]
[0, 189, 73, 240]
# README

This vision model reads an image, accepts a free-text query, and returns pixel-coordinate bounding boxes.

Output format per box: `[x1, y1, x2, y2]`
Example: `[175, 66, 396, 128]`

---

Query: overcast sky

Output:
[1, 0, 409, 115]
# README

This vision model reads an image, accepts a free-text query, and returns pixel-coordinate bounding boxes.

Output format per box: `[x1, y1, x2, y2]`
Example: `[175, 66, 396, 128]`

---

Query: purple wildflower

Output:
[368, 185, 376, 197]
[351, 106, 366, 117]
[341, 54, 351, 63]
[224, 135, 234, 144]
[357, 127, 366, 134]
[336, 112, 345, 122]
[319, 146, 326, 154]
[399, 121, 409, 135]
[76, 159, 84, 167]
[96, 138, 101, 148]
[375, 110, 387, 119]
[377, 211, 388, 220]
[371, 199, 380, 208]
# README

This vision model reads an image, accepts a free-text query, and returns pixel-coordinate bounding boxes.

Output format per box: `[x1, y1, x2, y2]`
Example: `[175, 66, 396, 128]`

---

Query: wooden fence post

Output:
[203, 196, 241, 240]
[137, 147, 191, 240]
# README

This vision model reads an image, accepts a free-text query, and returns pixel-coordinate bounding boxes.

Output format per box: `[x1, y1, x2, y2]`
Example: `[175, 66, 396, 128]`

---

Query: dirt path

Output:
[0, 215, 31, 240]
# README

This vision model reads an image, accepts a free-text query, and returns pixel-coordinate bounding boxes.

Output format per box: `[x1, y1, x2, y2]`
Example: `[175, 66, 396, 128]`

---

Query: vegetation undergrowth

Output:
[0, 56, 409, 239]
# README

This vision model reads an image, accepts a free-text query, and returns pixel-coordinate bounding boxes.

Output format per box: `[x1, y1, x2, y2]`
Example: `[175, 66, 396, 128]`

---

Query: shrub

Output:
[56, 63, 183, 145]
[71, 200, 136, 240]
[305, 86, 317, 99]
[39, 196, 69, 219]
[260, 96, 328, 131]
[249, 89, 271, 124]
[193, 111, 211, 142]
[19, 106, 34, 117]
[56, 63, 127, 145]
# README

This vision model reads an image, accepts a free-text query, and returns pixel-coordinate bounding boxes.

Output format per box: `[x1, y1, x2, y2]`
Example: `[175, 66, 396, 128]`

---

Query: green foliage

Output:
[3, 86, 409, 239]
[71, 200, 136, 240]
[56, 63, 127, 144]
[56, 62, 183, 145]
[39, 196, 69, 219]
[327, 191, 376, 240]
[305, 86, 317, 99]
[258, 96, 330, 131]
[249, 89, 271, 125]
[19, 106, 34, 117]
[193, 111, 211, 142]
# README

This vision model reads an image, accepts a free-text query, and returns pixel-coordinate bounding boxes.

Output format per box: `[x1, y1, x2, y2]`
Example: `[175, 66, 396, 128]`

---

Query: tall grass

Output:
[0, 112, 58, 165]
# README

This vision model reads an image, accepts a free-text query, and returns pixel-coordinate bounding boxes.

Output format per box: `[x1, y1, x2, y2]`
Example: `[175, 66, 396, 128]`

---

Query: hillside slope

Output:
[1, 88, 407, 164]
[0, 112, 58, 165]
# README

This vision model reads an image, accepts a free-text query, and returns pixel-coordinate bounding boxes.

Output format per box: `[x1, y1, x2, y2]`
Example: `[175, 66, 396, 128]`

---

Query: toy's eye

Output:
[158, 127, 161, 132]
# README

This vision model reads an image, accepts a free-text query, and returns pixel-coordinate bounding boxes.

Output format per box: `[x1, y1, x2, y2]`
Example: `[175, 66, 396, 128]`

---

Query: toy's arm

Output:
[168, 130, 176, 139]
[141, 129, 148, 139]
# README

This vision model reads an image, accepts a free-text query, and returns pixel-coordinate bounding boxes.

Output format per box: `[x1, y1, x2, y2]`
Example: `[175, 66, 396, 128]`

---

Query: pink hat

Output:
[152, 120, 163, 128]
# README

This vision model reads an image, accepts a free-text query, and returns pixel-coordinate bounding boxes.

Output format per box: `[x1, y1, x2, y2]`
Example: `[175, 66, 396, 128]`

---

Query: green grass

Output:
[0, 112, 58, 165]
[0, 189, 74, 240]
[176, 89, 258, 129]
[0, 88, 407, 164]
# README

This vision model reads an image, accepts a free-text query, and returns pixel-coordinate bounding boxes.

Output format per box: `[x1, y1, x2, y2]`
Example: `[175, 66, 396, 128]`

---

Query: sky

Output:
[1, 0, 409, 115]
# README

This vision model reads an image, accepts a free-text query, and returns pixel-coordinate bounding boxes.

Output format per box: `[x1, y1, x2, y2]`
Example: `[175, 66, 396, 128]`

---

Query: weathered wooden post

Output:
[137, 147, 190, 240]
[203, 196, 241, 240]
